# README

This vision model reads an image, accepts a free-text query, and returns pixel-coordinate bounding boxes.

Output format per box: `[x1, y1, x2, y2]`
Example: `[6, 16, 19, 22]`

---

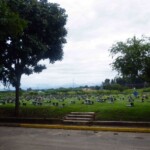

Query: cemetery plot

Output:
[0, 90, 150, 121]
[0, 92, 150, 108]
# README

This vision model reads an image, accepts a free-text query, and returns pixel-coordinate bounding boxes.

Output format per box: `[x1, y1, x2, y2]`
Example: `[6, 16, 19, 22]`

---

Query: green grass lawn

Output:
[0, 93, 150, 121]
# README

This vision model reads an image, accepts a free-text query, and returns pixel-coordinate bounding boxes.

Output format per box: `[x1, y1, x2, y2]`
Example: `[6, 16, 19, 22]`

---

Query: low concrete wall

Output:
[93, 121, 150, 127]
[0, 117, 62, 124]
[0, 117, 150, 127]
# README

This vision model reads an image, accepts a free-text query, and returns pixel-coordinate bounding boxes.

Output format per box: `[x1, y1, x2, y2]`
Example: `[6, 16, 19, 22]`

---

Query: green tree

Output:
[115, 77, 126, 85]
[0, 0, 67, 116]
[109, 36, 150, 84]
[102, 78, 110, 89]
[103, 79, 110, 86]
[0, 0, 26, 40]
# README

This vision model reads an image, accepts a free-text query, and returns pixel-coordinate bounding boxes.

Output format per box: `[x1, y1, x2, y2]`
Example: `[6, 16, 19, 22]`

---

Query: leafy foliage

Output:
[1, 0, 67, 86]
[110, 36, 150, 83]
[0, 0, 67, 116]
[0, 0, 27, 40]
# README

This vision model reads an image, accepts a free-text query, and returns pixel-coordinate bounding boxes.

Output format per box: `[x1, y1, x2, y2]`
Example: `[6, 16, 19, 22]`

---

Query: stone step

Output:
[67, 114, 93, 118]
[63, 120, 92, 125]
[70, 112, 95, 115]
[63, 112, 95, 125]
[64, 117, 93, 121]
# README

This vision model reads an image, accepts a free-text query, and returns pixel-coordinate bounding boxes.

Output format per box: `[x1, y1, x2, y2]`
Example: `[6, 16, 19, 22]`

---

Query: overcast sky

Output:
[2, 0, 150, 90]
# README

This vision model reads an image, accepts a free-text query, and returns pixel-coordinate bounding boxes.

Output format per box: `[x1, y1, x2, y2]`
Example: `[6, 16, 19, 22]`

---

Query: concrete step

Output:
[63, 120, 92, 125]
[67, 114, 94, 118]
[64, 117, 93, 121]
[70, 112, 95, 115]
[63, 112, 95, 125]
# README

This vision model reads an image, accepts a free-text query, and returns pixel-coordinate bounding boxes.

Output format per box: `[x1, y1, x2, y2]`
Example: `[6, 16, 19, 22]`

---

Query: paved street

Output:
[0, 127, 150, 150]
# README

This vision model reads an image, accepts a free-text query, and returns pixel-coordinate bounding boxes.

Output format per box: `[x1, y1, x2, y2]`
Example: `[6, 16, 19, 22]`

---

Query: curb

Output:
[1, 123, 150, 133]
[1, 118, 150, 127]
[93, 121, 150, 127]
[0, 117, 61, 124]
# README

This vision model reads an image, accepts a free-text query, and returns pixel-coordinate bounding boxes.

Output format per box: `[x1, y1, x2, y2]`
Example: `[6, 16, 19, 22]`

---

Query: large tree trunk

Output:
[15, 75, 21, 117]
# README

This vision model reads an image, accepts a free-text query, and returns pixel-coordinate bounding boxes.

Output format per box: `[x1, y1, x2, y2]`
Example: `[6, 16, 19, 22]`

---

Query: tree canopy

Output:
[0, 0, 26, 40]
[0, 0, 67, 116]
[109, 36, 150, 83]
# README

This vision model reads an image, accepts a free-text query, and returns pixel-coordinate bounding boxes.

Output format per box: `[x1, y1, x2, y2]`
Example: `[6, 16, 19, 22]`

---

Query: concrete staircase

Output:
[63, 112, 95, 125]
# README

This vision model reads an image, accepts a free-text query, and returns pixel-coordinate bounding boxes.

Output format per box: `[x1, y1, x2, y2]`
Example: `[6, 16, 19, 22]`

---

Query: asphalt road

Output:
[0, 127, 150, 150]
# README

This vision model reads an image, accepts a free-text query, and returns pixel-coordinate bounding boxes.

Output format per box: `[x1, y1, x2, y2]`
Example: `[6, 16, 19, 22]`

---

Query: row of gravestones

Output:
[0, 93, 149, 107]
[0, 94, 122, 106]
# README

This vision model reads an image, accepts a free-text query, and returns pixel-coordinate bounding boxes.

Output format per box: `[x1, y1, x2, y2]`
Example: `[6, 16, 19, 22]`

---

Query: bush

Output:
[143, 87, 150, 92]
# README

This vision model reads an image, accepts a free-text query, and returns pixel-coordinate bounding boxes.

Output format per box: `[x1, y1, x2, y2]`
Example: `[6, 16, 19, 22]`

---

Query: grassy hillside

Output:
[0, 89, 150, 121]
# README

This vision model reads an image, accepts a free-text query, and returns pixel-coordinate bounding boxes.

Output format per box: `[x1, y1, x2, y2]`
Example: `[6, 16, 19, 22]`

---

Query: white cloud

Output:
[19, 0, 150, 89]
